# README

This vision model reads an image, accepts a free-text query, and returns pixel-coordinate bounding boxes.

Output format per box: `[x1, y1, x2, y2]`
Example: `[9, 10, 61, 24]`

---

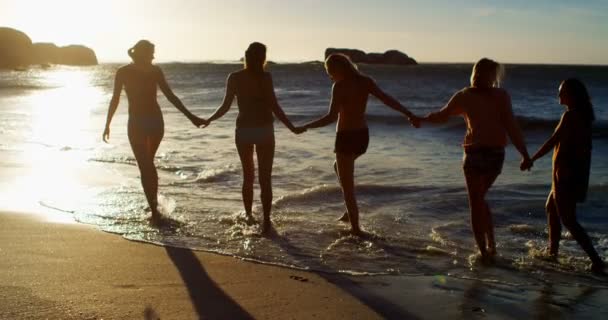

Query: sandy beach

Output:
[2, 209, 608, 319]
[0, 210, 384, 319]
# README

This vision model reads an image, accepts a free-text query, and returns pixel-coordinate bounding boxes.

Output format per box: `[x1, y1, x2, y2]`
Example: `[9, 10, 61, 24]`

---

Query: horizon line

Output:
[97, 59, 608, 67]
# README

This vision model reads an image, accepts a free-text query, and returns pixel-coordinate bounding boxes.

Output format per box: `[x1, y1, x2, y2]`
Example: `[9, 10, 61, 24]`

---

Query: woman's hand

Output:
[520, 157, 533, 171]
[292, 126, 307, 134]
[191, 116, 209, 128]
[102, 126, 110, 143]
[406, 114, 422, 128]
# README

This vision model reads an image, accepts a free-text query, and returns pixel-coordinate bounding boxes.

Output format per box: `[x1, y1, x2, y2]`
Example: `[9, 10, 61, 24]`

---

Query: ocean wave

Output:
[171, 165, 239, 184]
[0, 83, 57, 91]
[89, 157, 137, 167]
[290, 114, 411, 126]
[273, 183, 436, 208]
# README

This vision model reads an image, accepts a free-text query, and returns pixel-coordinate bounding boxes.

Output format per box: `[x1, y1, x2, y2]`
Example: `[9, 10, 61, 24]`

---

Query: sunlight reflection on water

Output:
[0, 68, 108, 223]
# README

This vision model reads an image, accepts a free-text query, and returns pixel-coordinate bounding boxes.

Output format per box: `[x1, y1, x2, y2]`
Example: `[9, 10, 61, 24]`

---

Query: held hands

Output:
[292, 126, 307, 135]
[520, 157, 534, 171]
[406, 113, 422, 128]
[191, 116, 209, 128]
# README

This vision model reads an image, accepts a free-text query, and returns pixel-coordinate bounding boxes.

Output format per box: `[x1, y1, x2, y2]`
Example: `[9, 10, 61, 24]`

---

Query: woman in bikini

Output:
[204, 42, 304, 234]
[298, 53, 419, 236]
[522, 79, 604, 274]
[417, 58, 531, 261]
[103, 40, 206, 225]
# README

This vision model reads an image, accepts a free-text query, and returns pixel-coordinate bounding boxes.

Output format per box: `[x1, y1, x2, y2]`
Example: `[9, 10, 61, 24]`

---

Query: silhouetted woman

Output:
[299, 53, 418, 236]
[103, 40, 206, 225]
[418, 58, 530, 261]
[522, 79, 604, 273]
[204, 42, 303, 234]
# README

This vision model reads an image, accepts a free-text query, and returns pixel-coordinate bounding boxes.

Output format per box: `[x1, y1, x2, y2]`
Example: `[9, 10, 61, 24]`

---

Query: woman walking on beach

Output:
[521, 79, 605, 274]
[298, 53, 419, 236]
[203, 42, 303, 234]
[416, 58, 530, 261]
[103, 40, 206, 225]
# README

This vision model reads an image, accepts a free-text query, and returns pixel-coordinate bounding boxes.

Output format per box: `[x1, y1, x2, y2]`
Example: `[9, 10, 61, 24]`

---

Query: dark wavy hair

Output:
[561, 78, 595, 122]
[244, 42, 266, 74]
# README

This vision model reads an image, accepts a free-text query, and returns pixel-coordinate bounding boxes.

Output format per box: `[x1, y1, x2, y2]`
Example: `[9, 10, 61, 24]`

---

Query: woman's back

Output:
[232, 70, 274, 128]
[121, 64, 161, 117]
[458, 87, 510, 148]
[335, 75, 372, 131]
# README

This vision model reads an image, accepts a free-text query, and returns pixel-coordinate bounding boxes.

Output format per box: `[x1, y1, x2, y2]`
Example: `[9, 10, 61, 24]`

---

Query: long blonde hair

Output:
[470, 58, 503, 88]
[325, 53, 362, 79]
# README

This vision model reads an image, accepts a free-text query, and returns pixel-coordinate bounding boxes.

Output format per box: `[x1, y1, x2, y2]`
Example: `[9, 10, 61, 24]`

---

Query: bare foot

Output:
[261, 218, 273, 235]
[479, 250, 495, 265]
[541, 247, 558, 262]
[590, 262, 606, 275]
[350, 228, 365, 237]
[241, 212, 256, 225]
[337, 212, 349, 223]
[148, 213, 163, 227]
[487, 246, 497, 257]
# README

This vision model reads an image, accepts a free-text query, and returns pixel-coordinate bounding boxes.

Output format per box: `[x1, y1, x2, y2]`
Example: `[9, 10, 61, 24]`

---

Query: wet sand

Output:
[1, 210, 606, 319]
[0, 211, 383, 319]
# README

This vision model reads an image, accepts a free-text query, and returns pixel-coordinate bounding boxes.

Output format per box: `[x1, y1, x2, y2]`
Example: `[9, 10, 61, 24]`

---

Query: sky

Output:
[1, 0, 608, 64]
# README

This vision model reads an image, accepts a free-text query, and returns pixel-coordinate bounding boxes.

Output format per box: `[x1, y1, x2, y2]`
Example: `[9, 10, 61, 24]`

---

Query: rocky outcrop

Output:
[0, 27, 33, 68]
[33, 44, 98, 66]
[32, 43, 60, 64]
[0, 27, 98, 69]
[325, 48, 417, 66]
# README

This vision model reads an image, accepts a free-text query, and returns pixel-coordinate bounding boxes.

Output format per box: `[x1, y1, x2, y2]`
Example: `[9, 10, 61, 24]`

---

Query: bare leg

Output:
[484, 202, 496, 256]
[336, 153, 362, 236]
[334, 161, 349, 222]
[464, 172, 489, 258]
[256, 139, 275, 234]
[554, 190, 604, 271]
[481, 173, 500, 256]
[236, 142, 255, 217]
[546, 191, 561, 256]
[129, 131, 163, 224]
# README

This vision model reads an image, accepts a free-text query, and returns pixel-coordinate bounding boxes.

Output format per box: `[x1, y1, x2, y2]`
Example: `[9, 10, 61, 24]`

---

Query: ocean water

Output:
[1, 63, 607, 289]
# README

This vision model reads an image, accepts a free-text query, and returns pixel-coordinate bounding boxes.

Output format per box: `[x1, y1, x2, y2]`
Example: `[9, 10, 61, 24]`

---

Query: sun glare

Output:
[0, 68, 106, 222]
[27, 69, 103, 147]
[6, 0, 115, 47]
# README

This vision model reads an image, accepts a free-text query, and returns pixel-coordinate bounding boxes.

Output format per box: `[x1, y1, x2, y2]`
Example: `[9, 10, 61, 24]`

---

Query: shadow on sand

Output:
[268, 231, 420, 320]
[164, 246, 254, 319]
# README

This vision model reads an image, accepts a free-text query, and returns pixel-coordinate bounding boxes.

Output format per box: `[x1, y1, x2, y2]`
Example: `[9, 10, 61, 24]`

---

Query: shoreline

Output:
[0, 210, 384, 319]
[2, 210, 607, 319]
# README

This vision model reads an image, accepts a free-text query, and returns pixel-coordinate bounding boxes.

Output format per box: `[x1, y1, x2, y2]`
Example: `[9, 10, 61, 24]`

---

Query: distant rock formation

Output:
[0, 27, 98, 69]
[33, 43, 98, 66]
[0, 27, 32, 68]
[325, 48, 417, 66]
